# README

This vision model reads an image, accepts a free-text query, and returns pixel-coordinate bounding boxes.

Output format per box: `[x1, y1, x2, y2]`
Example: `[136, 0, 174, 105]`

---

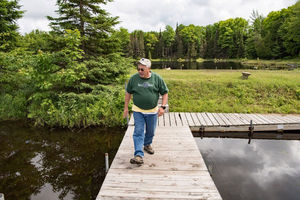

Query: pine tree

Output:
[0, 0, 23, 51]
[48, 0, 119, 57]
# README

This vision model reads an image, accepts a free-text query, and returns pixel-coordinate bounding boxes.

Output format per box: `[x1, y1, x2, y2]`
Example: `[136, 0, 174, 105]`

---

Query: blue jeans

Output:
[133, 112, 158, 157]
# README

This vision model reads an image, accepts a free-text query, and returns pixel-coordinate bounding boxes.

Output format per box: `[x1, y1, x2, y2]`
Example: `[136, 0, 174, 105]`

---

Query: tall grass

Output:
[151, 69, 300, 113]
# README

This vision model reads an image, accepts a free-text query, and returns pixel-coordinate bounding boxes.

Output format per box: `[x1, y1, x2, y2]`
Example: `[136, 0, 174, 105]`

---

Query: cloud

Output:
[18, 0, 57, 34]
[104, 0, 297, 31]
[17, 0, 297, 34]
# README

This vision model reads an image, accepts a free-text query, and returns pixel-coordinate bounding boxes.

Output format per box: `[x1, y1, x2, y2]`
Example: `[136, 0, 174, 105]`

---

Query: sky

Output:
[17, 0, 297, 34]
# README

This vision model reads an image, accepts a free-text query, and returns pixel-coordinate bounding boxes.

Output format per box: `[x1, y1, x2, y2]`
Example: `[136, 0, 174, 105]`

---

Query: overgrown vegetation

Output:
[0, 0, 133, 128]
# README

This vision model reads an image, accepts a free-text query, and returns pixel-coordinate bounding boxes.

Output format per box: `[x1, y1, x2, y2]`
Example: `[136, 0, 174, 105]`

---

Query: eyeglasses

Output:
[137, 68, 144, 71]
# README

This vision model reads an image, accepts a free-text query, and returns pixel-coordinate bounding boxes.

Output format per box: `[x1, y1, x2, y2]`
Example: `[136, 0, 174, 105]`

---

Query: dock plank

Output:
[179, 112, 189, 126]
[169, 112, 177, 127]
[205, 113, 219, 126]
[211, 113, 227, 126]
[164, 113, 171, 127]
[191, 112, 201, 126]
[185, 112, 196, 126]
[200, 113, 214, 126]
[159, 114, 164, 127]
[174, 112, 183, 126]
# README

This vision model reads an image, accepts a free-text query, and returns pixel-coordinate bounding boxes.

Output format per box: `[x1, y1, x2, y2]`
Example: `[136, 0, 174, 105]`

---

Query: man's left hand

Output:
[158, 107, 165, 117]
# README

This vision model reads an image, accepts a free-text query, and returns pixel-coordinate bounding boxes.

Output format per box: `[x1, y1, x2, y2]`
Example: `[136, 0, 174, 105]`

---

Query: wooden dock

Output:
[143, 112, 300, 131]
[97, 125, 222, 199]
[97, 112, 300, 199]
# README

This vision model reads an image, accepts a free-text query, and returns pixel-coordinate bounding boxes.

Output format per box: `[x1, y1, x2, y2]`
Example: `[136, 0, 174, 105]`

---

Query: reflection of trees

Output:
[40, 127, 123, 200]
[0, 122, 124, 200]
[0, 122, 44, 200]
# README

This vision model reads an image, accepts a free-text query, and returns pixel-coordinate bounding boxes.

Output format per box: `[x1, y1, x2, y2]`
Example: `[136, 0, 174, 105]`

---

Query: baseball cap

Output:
[138, 58, 151, 68]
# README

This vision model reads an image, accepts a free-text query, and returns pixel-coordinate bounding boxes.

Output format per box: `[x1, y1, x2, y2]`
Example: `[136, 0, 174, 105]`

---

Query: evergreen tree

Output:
[0, 0, 23, 51]
[48, 0, 119, 57]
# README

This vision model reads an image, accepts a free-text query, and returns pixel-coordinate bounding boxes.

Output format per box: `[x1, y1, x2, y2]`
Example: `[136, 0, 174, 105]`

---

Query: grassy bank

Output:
[151, 69, 300, 114]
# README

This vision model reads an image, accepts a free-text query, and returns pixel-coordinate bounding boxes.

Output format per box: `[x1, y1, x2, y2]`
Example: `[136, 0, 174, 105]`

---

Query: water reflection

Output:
[152, 61, 246, 70]
[152, 61, 291, 70]
[0, 122, 124, 200]
[196, 138, 300, 200]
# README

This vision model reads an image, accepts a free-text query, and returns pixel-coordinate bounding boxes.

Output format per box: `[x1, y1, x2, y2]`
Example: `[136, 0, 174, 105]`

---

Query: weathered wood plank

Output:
[241, 114, 262, 124]
[211, 113, 227, 126]
[200, 113, 214, 126]
[179, 112, 189, 126]
[280, 115, 300, 123]
[227, 113, 245, 125]
[191, 112, 201, 126]
[196, 113, 207, 126]
[221, 113, 238, 125]
[257, 114, 280, 124]
[158, 114, 164, 127]
[205, 113, 219, 126]
[164, 113, 171, 127]
[269, 114, 290, 123]
[254, 114, 274, 124]
[169, 112, 177, 127]
[217, 113, 232, 126]
[185, 112, 196, 126]
[278, 115, 299, 123]
[232, 113, 249, 125]
[174, 112, 183, 126]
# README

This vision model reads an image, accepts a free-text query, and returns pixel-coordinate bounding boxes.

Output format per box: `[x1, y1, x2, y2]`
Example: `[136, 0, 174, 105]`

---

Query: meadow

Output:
[150, 69, 300, 114]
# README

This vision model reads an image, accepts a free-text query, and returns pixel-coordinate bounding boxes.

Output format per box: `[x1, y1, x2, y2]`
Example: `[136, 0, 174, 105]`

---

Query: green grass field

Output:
[148, 69, 300, 114]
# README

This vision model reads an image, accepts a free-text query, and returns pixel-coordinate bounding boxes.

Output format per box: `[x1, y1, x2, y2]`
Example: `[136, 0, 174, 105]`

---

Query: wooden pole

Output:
[0, 193, 4, 200]
[105, 153, 109, 174]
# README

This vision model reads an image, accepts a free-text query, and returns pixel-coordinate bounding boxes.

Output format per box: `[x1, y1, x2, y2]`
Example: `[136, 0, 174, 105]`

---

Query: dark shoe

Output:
[144, 145, 154, 154]
[130, 155, 143, 164]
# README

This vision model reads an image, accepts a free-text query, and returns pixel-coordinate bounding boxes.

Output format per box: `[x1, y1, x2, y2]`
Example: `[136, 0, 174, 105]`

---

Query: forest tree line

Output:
[116, 1, 300, 60]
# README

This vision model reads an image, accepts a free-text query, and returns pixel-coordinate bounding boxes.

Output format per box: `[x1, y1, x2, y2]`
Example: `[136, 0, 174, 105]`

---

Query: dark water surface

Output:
[0, 122, 124, 200]
[151, 60, 291, 70]
[2, 121, 300, 200]
[196, 138, 300, 200]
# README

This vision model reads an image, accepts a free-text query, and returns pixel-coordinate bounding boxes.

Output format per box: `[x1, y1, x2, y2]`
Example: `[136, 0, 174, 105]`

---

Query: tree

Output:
[111, 27, 130, 56]
[144, 32, 158, 59]
[262, 10, 286, 58]
[162, 25, 175, 58]
[129, 30, 145, 58]
[48, 0, 119, 57]
[0, 0, 23, 51]
[246, 10, 265, 58]
[174, 23, 184, 58]
[281, 1, 300, 57]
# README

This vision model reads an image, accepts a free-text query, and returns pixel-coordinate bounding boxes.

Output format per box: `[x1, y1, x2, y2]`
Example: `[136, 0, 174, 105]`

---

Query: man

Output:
[123, 58, 168, 165]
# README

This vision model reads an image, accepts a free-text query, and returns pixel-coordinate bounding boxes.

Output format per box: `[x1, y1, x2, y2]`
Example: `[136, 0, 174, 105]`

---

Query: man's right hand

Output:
[123, 108, 129, 118]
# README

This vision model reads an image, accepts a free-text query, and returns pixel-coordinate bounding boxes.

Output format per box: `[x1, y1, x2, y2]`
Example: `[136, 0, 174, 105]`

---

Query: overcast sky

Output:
[17, 0, 297, 34]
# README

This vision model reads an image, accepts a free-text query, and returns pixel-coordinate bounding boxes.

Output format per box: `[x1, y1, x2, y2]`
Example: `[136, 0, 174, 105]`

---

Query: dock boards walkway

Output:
[128, 112, 300, 132]
[97, 125, 222, 200]
[97, 112, 300, 199]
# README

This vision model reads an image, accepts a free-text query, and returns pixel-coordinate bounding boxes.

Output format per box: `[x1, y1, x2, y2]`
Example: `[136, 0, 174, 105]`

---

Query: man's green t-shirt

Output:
[126, 72, 168, 110]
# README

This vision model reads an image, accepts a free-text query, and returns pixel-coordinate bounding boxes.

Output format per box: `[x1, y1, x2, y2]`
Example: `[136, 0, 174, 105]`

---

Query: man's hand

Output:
[123, 108, 129, 118]
[158, 107, 165, 117]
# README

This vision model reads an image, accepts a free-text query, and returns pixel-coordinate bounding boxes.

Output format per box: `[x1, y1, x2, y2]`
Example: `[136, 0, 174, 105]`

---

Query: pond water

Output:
[196, 137, 300, 200]
[2, 122, 300, 200]
[0, 122, 124, 200]
[151, 60, 290, 70]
